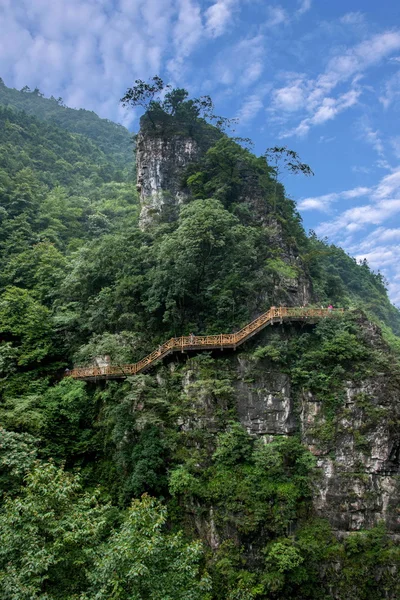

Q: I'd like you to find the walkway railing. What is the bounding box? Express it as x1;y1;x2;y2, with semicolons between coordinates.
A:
69;307;343;380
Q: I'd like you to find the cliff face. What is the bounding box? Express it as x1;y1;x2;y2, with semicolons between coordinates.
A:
156;318;400;537
135;121;400;534
136;125;313;307
302;378;400;532
136;131;202;228
234;325;400;534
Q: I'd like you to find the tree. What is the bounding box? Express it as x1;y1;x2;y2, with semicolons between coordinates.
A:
121;76;236;134
0;461;110;600
0;286;53;365
187;137;271;210
145;198;257;330
86;494;210;600
0;427;38;499
120;75;166;113
264;146;314;212
1;241;67;304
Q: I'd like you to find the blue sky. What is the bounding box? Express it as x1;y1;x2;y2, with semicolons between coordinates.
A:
1;0;400;304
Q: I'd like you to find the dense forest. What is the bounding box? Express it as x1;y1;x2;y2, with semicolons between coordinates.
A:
0;81;400;599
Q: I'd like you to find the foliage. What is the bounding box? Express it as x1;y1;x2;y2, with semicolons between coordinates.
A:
85;494;210;600
170;429;316;540
1;79;400;600
0;458;210;600
146;198;260;331
0;461;110;600
121;75;236;137
0;286;53;365
0;427;38;498
305;232;400;334
0;78;132;169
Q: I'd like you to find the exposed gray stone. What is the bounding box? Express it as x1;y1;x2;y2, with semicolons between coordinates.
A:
300;378;400;532
136;130;201;228
234;358;296;435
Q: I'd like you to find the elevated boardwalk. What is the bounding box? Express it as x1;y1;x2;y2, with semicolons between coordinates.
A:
69;307;343;381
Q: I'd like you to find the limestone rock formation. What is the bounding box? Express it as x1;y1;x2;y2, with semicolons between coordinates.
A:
161;319;400;536
300;376;400;532
136;130;201;228
135;122;313;306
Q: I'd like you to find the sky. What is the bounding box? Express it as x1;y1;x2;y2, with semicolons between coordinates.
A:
1;0;400;304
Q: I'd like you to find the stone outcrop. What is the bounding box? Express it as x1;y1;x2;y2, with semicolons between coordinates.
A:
300;377;400;532
235;357;296;435
135;125;313;306
164;322;400;535
136;130;201;228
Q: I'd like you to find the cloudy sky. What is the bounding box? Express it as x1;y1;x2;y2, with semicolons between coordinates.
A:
2;0;400;303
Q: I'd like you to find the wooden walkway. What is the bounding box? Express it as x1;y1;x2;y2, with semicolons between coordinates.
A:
69;307;342;381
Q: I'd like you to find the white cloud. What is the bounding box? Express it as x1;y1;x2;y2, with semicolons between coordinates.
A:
167;0;204;78
380;71;400;109
0;0;251;124
359;227;400;247
0;0;183;124
317;199;400;238
353;238;400;304
376;158;392;170
313;167;400;242
213;35;266;88
304;168;400;302
357;119;385;156
265;6;288;28
282;88;361;137
373;168;400;199
340;12;365;25
311;89;360;124
298;186;370;212
298;193;338;212
236;94;264;123
323;30;400;86
296;0;312;17
273;30;400;137
205;0;237;37
271;77;305;112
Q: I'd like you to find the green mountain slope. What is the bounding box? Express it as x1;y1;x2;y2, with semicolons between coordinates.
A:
0;78;132;168
0;84;399;600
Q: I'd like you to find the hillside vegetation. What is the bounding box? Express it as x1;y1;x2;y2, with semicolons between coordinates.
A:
0;82;399;599
0;78;132;168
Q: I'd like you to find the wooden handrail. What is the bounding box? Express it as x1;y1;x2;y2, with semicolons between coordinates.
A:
68;307;344;380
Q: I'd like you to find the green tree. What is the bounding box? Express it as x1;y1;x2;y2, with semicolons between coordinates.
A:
146;199;258;331
264;146;314;212
86;494;210;600
0;427;38;499
0;286;53;365
121;76;235;135
0;462;109;600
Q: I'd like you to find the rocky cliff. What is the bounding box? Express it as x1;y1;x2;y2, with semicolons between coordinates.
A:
153;316;400;538
134;113;400;540
136;130;202;228
237;322;399;534
135;122;313;307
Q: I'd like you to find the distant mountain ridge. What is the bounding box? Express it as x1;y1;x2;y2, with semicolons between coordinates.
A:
0;78;133;169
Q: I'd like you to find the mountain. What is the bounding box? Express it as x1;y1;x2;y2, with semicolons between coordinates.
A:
0;82;399;600
0;78;133;168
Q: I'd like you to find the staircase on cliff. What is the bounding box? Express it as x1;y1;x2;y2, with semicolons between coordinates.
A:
69;307;343;381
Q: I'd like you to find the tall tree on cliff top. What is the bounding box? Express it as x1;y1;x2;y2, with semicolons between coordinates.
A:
121;75;237;134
